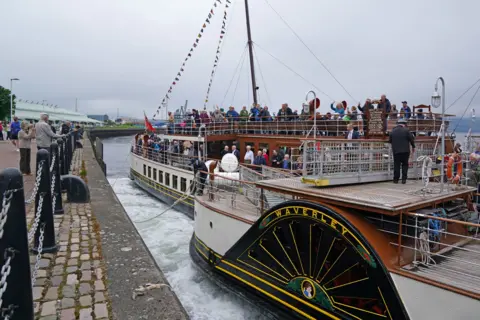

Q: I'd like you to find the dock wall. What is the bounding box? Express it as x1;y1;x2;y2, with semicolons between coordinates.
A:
84;137;189;319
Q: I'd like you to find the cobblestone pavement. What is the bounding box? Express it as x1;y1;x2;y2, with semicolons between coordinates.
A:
26;145;112;319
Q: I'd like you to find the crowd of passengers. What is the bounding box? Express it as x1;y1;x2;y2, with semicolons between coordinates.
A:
133;133;302;172
166;94;440;135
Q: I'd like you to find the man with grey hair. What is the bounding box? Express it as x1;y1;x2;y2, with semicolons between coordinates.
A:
35;113;64;150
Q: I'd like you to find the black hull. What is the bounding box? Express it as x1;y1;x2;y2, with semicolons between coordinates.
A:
189;234;289;320
131;170;194;220
191;201;410;320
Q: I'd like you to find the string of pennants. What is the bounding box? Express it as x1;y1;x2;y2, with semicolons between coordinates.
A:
203;0;231;109
153;0;229;119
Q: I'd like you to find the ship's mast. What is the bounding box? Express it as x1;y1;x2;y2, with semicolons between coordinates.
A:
244;0;258;106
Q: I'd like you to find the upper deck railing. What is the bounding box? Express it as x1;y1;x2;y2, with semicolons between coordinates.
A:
152;112;451;138
291;138;473;188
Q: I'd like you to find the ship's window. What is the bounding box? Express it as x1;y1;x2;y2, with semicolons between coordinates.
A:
153;168;157;181
173;175;178;190
181;178;187;192
143;164;146;176
158;170;163;184
165;173;170;186
147;166;151;178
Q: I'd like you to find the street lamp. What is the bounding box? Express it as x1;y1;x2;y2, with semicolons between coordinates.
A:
431;77;445;192
10;78;20;123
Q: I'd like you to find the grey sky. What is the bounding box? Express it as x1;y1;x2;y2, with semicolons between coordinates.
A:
1;0;479;119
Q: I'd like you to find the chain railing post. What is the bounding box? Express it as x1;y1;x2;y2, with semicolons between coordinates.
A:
50;141;64;215
63;135;70;174
58;138;67;176
0;168;35;320
32;149;58;254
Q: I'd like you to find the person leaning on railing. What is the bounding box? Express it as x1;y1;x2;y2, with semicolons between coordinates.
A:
35;113;65;151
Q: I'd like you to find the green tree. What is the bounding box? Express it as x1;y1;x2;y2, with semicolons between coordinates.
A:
0;86;16;121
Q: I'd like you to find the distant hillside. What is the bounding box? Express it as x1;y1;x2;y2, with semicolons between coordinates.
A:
448;117;476;133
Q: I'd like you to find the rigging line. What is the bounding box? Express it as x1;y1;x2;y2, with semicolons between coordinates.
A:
254;42;334;101
247;60;250;106
253;45;272;107
204;0;238;109
452;82;480;134
262;0;356;102
220;44;248;107
445;77;480;112
232;50;248;104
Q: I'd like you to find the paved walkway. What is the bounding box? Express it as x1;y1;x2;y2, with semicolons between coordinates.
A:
1;141;112;319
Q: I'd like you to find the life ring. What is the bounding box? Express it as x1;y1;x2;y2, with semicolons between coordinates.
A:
446;155;462;183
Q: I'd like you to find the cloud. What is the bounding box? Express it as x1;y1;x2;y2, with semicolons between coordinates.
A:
1;0;479;119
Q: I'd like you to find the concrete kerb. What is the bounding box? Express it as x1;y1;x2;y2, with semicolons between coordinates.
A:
83;137;190;319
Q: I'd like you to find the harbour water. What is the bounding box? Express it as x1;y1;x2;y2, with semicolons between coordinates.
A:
102;136;263;320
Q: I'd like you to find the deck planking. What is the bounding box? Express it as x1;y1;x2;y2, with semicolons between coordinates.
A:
256;178;476;215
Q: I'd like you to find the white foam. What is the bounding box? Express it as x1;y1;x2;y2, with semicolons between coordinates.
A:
108;177;262;319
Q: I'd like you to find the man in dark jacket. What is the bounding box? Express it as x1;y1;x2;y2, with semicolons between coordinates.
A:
253;150;266;171
192;159;208;195
61;121;71;135
389;119;415;184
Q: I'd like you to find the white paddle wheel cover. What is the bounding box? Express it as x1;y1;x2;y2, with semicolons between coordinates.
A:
221;153;238;172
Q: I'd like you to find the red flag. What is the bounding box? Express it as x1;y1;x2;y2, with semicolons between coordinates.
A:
144;111;154;132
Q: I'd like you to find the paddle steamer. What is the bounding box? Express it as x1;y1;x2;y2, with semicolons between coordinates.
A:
128;0;480;318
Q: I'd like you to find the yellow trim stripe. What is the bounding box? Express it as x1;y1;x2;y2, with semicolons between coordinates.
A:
273;229;300;275
318;247;346;284
216;266;318;320
316;238;336;280
290;223;306;275
132;169;188;197
378;287;392;320
247;253;291;282
332;305;362;320
194;243;209;261
324;262;359;288
331;298;387;318
262;207;370;255
260;243;294;278
238;259;289;284
132;171;194;207
221;260;340;319
195;235;222;259
325;277;369;291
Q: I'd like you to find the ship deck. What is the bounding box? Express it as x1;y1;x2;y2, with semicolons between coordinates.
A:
196;192;261;224
405;239;480;296
256;178;476;215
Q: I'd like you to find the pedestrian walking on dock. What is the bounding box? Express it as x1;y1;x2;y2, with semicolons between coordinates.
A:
18;121;35;175
10;116;21;151
389;119;415;184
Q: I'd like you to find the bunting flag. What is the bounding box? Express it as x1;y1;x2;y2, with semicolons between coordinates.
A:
152;0;220;120
203;2;231;109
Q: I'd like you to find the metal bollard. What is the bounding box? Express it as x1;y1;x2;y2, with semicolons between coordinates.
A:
0;168;35;320
32;149;58;254
63;136;69;175
50;142;64;215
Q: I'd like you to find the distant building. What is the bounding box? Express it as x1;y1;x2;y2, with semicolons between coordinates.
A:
87;114;109;122
14;100;102;125
116;117;142;125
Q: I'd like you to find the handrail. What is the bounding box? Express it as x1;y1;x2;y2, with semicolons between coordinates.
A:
405;211;480;229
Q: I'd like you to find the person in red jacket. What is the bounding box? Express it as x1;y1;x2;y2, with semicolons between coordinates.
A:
262;148;269;164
